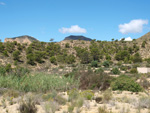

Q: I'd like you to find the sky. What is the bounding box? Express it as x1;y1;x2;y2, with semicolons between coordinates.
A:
0;0;150;42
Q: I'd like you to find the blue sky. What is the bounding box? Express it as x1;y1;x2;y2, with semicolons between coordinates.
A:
0;0;150;42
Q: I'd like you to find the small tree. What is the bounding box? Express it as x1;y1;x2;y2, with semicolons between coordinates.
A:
103;61;110;68
50;56;57;64
13;50;21;61
132;53;142;63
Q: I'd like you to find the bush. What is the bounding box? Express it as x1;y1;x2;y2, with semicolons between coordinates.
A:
80;90;94;100
5;64;11;72
111;68;120;74
50;56;57;65
132;53;142;63
103;89;112;103
3;50;8;57
0;66;6;76
65;43;70;48
111;75;143;92
74;69;113;90
103;61;110;68
13;50;21;61
91;60;98;67
12;67;30;77
98;106;111;113
26;54;36;65
95;68;104;73
19;95;37;113
130;68;138;74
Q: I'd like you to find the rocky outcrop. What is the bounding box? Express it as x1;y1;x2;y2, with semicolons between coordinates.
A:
4;35;38;44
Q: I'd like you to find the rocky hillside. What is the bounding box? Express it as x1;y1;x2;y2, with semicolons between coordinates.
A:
4;35;38;44
64;35;92;41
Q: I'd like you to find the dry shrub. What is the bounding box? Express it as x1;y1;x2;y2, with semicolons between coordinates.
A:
102;89;112;103
139;76;150;89
19;95;37;113
74;69;113;90
98;106;112;113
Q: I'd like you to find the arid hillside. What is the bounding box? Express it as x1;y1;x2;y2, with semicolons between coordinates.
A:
4;35;38;44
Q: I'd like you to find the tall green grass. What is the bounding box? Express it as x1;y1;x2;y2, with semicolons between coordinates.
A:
0;73;79;92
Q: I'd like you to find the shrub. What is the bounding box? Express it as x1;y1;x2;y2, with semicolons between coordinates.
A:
132;53;142;63
67;89;80;102
5;64;11;72
12;67;30;77
80;90;94;100
138;96;150;109
103;61;110;68
0;66;6;76
115;50;130;61
95;68;104;73
102;89;112;103
44;101;59;113
139;76;150;89
75;69;113;90
3;50;8;57
130;68;138;74
91;60;98;67
111;75;143;92
13;50;21;61
106;54;111;60
65;55;75;64
112;68;120;74
65;43;70;48
26;54;36;65
98;106;111;113
50;56;57;65
19;96;37;113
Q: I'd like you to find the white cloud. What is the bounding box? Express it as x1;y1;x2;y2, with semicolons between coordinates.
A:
59;25;87;34
0;2;5;5
120;37;133;41
124;37;132;41
119;19;148;34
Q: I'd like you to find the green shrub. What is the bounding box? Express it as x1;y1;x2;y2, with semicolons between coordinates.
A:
50;56;57;65
103;61;110;68
91;60;98;67
3;50;8;57
12;50;21;61
0;66;6;76
5;64;11;72
111;75;143;92
95;68;104;73
65;43;70;48
67;89;80;102
112;68;120;74
132;53;142;63
80;90;94;100
115;50;130;61
26;54;36;65
12;67;30;77
130;68;138;74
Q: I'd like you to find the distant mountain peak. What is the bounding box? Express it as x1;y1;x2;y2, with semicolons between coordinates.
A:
64;35;92;41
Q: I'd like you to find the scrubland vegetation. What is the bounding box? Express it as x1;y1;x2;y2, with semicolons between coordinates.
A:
0;37;150;112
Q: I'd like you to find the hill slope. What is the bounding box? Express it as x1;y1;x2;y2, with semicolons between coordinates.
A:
4;35;38;44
